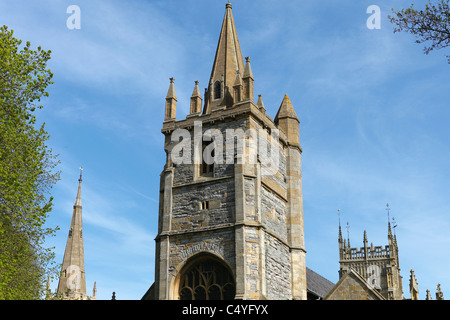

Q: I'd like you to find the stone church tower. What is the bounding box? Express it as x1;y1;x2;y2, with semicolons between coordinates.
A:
51;170;96;300
336;218;403;300
146;2;307;300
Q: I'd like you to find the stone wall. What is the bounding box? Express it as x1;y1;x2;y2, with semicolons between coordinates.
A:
265;233;292;299
171;179;235;231
261;186;287;243
169;228;236;274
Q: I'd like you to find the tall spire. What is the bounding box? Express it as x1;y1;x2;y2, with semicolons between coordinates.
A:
206;2;245;112
75;167;82;207
57;169;87;299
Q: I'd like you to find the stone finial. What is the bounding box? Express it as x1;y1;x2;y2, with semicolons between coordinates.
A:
409;269;419;300
256;94;266;112
190;80;202;115
436;284;444;300
426;289;432;300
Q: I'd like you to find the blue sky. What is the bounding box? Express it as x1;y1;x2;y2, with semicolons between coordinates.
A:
1;0;449;300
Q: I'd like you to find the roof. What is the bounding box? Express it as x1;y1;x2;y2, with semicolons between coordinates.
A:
306;267;335;299
323;269;386;300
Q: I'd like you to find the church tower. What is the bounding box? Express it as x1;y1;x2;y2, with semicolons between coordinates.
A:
146;2;306;300
337;206;403;300
55;169;96;300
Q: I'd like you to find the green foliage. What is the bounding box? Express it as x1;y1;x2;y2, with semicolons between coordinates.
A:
389;0;450;63
0;25;60;299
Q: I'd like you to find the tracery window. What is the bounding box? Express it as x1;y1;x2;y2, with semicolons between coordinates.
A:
178;257;235;300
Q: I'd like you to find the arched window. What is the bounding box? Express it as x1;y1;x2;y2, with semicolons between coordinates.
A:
214;81;221;100
178;255;235;300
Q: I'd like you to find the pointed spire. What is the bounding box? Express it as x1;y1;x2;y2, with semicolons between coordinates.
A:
346;222;351;248
57;171;87;299
206;1;245;112
165;77;177;121
386;203;393;235
75;167;82;207
338;208;343;243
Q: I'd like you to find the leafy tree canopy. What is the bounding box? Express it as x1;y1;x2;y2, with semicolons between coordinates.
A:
0;25;60;300
389;0;450;63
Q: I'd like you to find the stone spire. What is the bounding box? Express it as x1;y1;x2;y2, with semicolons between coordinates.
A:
56;169;87;299
274;94;300;146
205;1;245;112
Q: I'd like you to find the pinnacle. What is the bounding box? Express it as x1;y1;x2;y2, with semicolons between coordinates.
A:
166;77;177;100
275;94;299;122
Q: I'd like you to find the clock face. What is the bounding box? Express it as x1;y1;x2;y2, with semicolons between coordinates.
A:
367;265;381;289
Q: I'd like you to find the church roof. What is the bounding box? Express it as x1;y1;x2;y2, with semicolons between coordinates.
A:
324;269;386;300
306;267;335;299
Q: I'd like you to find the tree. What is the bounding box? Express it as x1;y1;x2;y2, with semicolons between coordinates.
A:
0;25;60;299
389;0;450;63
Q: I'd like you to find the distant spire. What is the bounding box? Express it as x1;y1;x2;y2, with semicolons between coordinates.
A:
337;208;342;228
75;167;83;207
346;222;350;248
338;209;343;242
386;203;391;225
57;170;87;299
